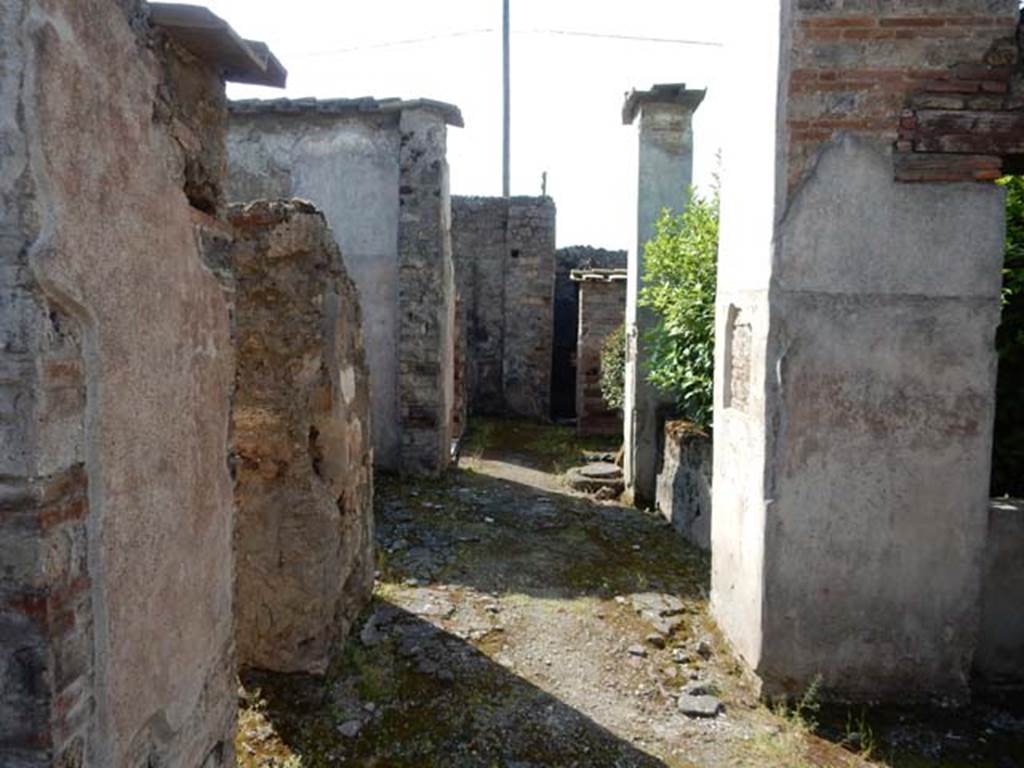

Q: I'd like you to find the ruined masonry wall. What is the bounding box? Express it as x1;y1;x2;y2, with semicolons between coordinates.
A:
226;113;403;470
398;109;456;475
712;0;1017;702
229;200;374;675
788;2;1019;189
504;200;557;419
227;107;456;477
655;423;712;551
1;1;236;765
452;196;556;420
575;279;627;436
452;197;507;417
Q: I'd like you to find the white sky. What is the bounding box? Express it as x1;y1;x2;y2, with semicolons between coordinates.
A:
201;0;727;250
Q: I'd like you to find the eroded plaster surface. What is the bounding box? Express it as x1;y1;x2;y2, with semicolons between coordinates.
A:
711;0;1015;700
1;1;238;764
228;114;402;469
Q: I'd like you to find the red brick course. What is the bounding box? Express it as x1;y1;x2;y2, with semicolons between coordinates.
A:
787;2;1021;189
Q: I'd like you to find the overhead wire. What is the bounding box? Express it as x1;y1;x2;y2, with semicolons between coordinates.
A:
283;27;722;58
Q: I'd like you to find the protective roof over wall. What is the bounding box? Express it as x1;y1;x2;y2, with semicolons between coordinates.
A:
622;83;706;125
149;3;287;87
229;97;465;128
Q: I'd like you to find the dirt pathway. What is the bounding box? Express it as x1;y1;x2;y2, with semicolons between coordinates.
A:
237;420;1023;768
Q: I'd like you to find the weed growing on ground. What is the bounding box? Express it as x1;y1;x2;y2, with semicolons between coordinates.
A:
843;708;877;760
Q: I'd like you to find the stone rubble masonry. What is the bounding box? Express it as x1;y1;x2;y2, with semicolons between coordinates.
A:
711;0;1017;703
452;197;507;418
397;108;458;475
572;270;627;436
655;422;712;551
0;0;264;765
226;99;461;476
228;200;374;675
451;196;557;421
552;247;627;421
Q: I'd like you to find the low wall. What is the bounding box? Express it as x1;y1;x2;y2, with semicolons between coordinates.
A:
229;201;374;675
975;498;1024;691
656;422;713;550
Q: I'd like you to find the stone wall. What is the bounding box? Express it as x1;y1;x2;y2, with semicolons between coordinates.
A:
0;2;246;764
975;498;1024;691
655;422;712;550
452;197;507;416
227;99;460;475
397;109;457;474
552;247;626;421
229;201;373;675
573;271;627;436
711;0;1019;701
451;196;556;420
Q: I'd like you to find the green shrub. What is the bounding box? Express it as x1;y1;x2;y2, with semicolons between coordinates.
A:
993;176;1024;496
599;323;626;412
639;191;719;429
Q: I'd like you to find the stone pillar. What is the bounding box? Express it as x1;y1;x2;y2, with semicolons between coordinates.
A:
398;108;456;475
229;201;374;675
711;0;1017;702
622;85;705;507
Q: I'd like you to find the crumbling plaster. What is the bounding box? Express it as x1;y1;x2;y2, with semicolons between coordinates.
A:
711;0;1014;701
228;113;402;470
228;102;459;476
1;1;239;764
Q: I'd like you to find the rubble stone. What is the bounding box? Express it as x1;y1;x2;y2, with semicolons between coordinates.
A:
452;196;557;420
229;200;374;675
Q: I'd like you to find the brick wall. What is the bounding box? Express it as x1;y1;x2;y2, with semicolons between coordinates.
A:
552;247;627;421
788;0;1020;190
0;428;91;768
574;275;627;436
452;196;556;421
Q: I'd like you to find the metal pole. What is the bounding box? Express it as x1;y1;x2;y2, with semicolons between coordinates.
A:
502;0;511;197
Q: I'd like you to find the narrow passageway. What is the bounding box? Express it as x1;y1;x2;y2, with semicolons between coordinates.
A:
237;421;1023;768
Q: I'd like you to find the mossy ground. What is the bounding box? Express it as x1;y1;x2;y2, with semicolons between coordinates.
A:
237;418;1023;767
460;417;620;474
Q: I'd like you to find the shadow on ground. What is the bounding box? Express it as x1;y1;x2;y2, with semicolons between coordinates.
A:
239;601;672;768
237;418;1024;768
375;466;710;603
